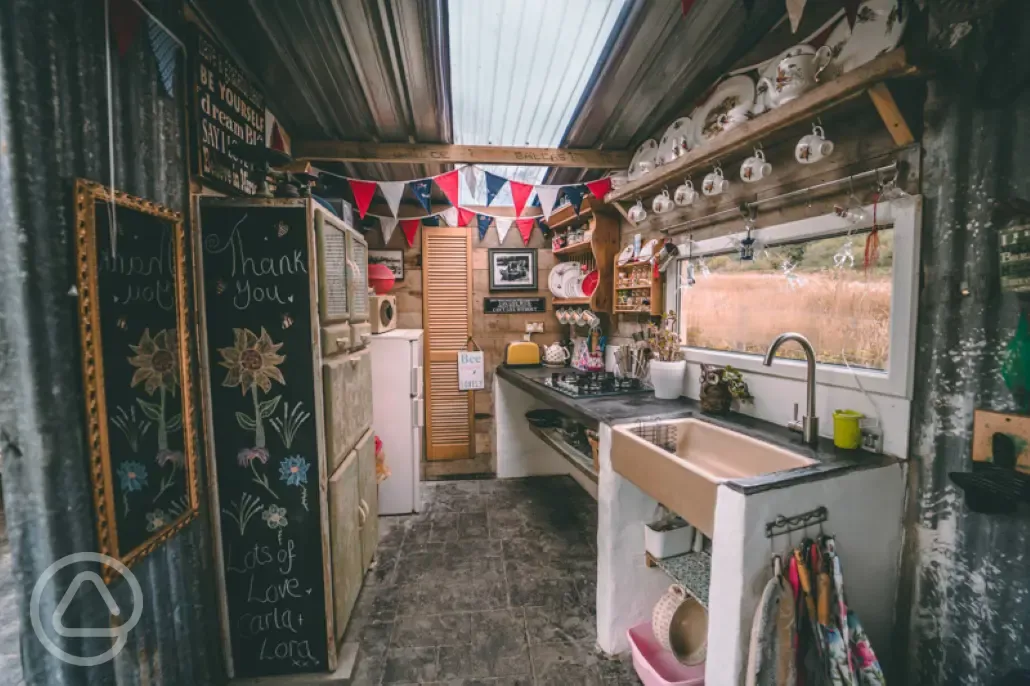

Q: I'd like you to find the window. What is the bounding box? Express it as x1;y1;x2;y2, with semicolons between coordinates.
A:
678;229;894;371
667;199;921;399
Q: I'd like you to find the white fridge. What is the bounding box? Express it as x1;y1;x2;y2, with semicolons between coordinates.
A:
369;329;424;514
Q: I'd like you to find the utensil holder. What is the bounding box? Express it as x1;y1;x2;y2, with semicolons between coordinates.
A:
650;360;686;400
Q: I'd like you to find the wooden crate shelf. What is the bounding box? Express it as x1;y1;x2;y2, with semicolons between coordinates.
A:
553;297;592;306
549;208;619;313
552;240;594;256
614;256;663;316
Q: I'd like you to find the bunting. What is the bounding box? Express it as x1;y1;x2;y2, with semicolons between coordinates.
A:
410;179;433;212
563;185;586;215
146;17;177;98
422;216;440;227
477;214;492;241
536;186;562;220
485;172;507;207
401;219;420;248
435;170;461;207
379;181;406;217
516;218;535;246
585;177;612;201
380;216;399;245
680;0;698;17
509;181;534;218
786;0;808;32
440;206;459;227
111;0;143;57
457;207;476;227
349;179;379;219
462;166;481;203
842;0;860;28
495;217;514;244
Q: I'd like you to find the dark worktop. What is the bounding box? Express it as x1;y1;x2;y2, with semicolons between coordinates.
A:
496;364;901;495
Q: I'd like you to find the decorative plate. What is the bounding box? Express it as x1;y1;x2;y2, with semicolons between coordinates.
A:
628;139;659;181
753;45;818;115
691;75;756;145
820;0;907;80
549;262;579;298
656;117;694;166
581;270;599;297
617;244;635;265
562;269;584;299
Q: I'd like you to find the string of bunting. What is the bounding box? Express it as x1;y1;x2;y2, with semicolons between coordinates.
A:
321;165;613;248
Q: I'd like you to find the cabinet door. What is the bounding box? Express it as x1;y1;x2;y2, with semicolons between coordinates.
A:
328;451;362;645
356;429;378;570
322;349;372;474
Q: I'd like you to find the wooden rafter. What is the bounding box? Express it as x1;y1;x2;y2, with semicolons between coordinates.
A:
292;140;632;168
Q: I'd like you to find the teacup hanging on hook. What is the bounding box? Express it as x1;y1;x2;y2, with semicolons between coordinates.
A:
652;188;675;214
627;199;647;223
703;166;729;197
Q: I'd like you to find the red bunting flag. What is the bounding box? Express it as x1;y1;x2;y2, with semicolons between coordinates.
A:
435;170;461;207
516;218;536;246
509;181;534;218
111;0;143;57
585;177;613;200
681;0;697;17
457;207;476;227
349;179;378;219
401;219;420;248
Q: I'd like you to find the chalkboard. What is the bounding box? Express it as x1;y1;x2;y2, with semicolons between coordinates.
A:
484;297;547;314
74;179;199;579
200;201;328;677
192;27;266;195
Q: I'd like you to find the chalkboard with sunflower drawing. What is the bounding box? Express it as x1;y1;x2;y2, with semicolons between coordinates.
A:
74;179;200;578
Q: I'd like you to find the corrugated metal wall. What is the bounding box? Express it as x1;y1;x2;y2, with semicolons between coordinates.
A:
0;0;224;684
897;1;1030;683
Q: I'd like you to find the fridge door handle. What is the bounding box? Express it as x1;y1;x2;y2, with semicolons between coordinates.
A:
413;398;424;428
412;366;423;397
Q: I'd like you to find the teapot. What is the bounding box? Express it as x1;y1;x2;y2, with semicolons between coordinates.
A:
542;342;570;366
757;45;833;110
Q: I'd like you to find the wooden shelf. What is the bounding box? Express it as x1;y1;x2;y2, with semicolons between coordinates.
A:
645;551;712;608
616;285;652;290
614;308;652;314
614;251;663;316
549;207;619;313
552;240;594;256
527;424;598;484
553;297;592;306
549;196;601;229
604;48;921;204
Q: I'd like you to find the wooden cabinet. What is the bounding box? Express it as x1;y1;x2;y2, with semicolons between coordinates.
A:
329;451;362;645
322;348;372;475
356;429;378;570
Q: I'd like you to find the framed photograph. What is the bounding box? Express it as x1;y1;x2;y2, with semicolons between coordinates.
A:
488;248;538;292
369;249;404;280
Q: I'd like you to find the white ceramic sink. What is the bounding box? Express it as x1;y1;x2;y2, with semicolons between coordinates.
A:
611;418;815;537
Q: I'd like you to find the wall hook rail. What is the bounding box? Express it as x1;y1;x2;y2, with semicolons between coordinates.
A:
764;505;828;539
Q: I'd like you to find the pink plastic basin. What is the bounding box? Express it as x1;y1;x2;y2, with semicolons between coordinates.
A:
627;622;705;686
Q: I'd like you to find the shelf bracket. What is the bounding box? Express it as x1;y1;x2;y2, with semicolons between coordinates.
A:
867;83;915;146
610;200;638;227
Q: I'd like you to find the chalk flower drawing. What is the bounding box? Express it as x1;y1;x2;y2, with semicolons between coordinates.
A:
116;461;148;516
146;509;168;532
222;493;263;536
269;401;311;450
167;494;190;519
128;328;184;503
111;405;152;452
262;504;289;544
279;455;311;511
219;327;286;500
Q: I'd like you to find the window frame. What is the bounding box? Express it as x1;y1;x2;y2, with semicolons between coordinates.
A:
666;196;922;399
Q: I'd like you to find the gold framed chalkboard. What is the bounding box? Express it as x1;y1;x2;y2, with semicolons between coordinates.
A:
75;179;200;579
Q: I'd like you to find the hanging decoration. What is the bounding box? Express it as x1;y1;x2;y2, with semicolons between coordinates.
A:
786;0;808;32
348;179;379;219
379;216;399;245
440;206;459;227
462;166;481;203
681;0;698;17
563;185;586;215
457;207;476;227
495;218;514;244
477;214;492;241
485;171;508;207
435;169;461;207
422;216;440;227
509;181;534;218
516;218;536;246
379;181;405;217
585;177;613;201
842;0;861;28
536;186;561;220
400;219;420;248
146;17;177;98
410;179;433;212
111;0;143;57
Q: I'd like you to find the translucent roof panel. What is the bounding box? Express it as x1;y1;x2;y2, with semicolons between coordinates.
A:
449;0;626;204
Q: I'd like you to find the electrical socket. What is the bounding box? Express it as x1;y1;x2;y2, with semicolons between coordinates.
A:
526;322;544;333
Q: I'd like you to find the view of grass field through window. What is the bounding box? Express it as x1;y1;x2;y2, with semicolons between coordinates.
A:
678;229;894;370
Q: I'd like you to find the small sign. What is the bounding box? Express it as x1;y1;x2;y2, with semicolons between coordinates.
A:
484;297;547;314
458;350;485;391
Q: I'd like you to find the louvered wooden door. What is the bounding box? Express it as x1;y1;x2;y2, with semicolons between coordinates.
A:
422;227;473;461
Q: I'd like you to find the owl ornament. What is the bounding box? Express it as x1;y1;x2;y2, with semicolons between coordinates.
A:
699;363;733;415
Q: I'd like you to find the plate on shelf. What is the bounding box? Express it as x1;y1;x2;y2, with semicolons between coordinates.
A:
820;0;907;80
628;139;659;181
549;262;579;298
617;244;635;265
562;269;584;299
656;117;694;166
691;75;756;145
581;270;599;297
638;239;659;262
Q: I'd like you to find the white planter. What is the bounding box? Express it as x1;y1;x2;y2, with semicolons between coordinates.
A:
650;359;686;400
644;521;696;559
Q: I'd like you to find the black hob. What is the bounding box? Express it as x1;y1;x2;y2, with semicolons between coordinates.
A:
539;370;647;398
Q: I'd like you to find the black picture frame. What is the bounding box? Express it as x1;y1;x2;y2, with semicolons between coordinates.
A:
488;248;538;292
369;249;404;280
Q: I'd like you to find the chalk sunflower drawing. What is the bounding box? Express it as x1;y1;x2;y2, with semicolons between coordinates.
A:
219;327;285;500
278;456;311;511
116;461;148;516
262;504;289;544
129;328;184;503
145;509;168;533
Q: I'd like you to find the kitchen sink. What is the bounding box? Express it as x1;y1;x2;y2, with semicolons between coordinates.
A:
611;418;816;537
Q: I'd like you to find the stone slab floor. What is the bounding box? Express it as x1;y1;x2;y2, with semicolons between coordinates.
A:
344;477;643;686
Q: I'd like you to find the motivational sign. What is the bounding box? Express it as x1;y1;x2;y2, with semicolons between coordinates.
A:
458;350;485;391
483;297;547;314
200;202;327;677
193;28;266;195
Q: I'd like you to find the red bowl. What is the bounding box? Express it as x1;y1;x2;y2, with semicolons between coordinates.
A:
368;263;396;294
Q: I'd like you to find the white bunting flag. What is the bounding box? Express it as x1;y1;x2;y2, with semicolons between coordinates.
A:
535;186;561;220
495;217;514;244
440;206;459;227
462;165;481;204
379;181;406;217
786;0;807;32
380;216;398;244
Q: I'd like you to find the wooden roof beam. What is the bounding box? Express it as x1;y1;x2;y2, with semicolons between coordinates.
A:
291;140;632;168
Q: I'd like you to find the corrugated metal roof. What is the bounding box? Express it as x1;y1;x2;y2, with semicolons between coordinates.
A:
449;0;627;195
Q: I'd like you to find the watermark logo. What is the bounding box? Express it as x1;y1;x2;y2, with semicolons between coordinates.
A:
29;552;143;666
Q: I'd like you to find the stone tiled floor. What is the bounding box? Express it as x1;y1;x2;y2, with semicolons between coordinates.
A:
345;477;642;685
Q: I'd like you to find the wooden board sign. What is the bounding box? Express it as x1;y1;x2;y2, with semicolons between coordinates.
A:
484;297;547;314
74;180;200;579
199;201;328;677
192;28;266;195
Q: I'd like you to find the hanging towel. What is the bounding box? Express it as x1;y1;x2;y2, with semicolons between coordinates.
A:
746;569;797;686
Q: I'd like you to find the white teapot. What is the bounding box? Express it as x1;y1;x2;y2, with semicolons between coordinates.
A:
542;342;570;366
757;45;833;110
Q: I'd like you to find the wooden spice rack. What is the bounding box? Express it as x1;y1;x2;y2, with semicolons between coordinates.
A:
550;202;619;312
614;257;663;316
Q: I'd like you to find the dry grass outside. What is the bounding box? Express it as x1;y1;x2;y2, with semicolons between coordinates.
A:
680;270;892;369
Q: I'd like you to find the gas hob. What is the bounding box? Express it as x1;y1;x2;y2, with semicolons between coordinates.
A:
539;371;648;398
